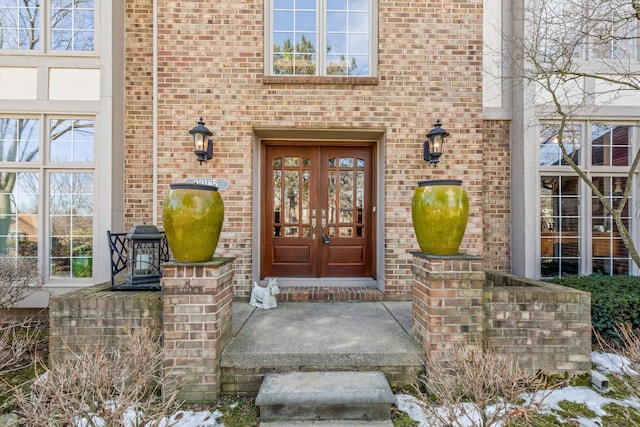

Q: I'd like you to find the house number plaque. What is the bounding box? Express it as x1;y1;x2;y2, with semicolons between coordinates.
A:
183;178;229;190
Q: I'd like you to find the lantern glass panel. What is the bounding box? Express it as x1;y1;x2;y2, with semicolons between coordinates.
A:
135;242;160;276
126;239;161;285
432;135;443;153
194;133;205;151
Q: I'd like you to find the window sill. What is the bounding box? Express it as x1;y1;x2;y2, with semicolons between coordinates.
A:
263;75;379;85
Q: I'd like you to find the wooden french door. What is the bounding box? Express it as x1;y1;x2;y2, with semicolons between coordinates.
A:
262;143;375;278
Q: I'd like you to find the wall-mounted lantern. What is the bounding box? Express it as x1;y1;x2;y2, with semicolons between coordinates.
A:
423;119;450;166
189;117;214;164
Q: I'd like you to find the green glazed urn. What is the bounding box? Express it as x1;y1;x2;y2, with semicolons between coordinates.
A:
162;183;224;262
411;179;469;256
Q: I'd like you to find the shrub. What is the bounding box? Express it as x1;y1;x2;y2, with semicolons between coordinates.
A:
547;274;640;343
0;320;48;413
411;344;552;427
0;257;43;308
14;327;182;427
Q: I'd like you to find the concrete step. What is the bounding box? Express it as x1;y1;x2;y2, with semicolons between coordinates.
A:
255;371;395;423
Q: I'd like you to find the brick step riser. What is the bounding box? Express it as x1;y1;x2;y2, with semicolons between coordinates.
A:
275;287;384;302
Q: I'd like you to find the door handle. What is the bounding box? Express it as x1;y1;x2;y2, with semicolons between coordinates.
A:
312;218;316;240
321;218;330;244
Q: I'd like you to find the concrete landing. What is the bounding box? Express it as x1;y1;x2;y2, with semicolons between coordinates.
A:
224;301;421;369
221;301;424;395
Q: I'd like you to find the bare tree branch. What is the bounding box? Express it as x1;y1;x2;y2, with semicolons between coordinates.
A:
504;0;640;270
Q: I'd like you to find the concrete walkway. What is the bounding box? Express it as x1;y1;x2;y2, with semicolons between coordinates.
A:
223;301;423;370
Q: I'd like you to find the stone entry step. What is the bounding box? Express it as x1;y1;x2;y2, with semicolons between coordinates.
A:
255;371;395;424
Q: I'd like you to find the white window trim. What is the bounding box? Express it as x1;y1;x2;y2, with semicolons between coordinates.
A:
264;0;377;77
537;120;639;277
0;0;99;56
0;114;98;285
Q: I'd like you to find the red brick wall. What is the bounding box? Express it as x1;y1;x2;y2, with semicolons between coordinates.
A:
482;120;511;271
124;0;156;226
124;1;487;298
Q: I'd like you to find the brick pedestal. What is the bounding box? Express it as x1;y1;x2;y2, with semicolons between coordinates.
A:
412;253;485;360
162;257;234;403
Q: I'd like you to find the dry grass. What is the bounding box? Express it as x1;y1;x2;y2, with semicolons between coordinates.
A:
595;324;640;400
411;345;552;427
14;327;182;427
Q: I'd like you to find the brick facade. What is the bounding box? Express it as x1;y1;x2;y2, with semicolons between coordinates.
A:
124;0;492;298
162;258;235;402
412;253;486;358
48;283;162;361
49;258;235;403
482;120;511;271
411;254;591;375
484;271;591;374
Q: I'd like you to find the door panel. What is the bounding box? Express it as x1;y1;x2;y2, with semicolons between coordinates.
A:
264;146;317;277
262;144;374;278
319;147;372;277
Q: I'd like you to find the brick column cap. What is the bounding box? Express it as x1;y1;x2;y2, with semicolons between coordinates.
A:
411;252;482;261
163;257;235;267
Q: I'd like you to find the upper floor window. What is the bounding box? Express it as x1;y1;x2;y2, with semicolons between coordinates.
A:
532;1;640;62
0;0;94;52
267;0;374;76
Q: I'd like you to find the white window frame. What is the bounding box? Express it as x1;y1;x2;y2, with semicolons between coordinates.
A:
264;0;377;77
538;120;639;277
0;0;98;54
0;114;97;285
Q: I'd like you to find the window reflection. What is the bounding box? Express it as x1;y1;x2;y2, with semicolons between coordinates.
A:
50;119;94;163
49;172;94;278
50;0;95;51
0;118;39;162
540;175;581;277
0;0;40;49
327;156;365;237
591;177;630;275
272;156;311;238
538;120;638;277
591;124;630;166
0;172;39;260
271;0;371;76
539;124;582;166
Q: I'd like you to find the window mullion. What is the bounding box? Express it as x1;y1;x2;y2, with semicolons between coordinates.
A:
317;0;325;76
581;174;592;275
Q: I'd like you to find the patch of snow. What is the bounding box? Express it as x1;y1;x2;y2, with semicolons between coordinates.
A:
592;351;638;375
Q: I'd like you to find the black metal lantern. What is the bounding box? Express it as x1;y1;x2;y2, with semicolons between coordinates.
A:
120;224;163;290
189;117;213;164
423;119;450;166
